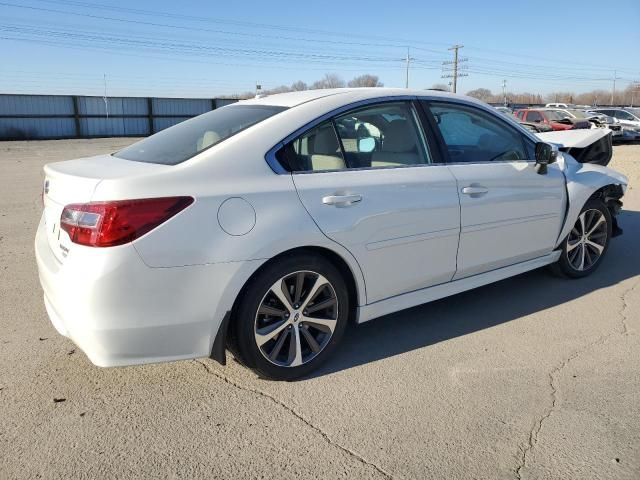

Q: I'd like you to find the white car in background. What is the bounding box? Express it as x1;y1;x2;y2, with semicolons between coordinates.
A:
36;88;628;380
591;108;640;141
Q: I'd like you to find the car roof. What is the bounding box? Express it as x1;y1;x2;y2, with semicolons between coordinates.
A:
236;87;475;108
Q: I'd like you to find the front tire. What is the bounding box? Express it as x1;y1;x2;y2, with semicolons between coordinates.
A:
233;253;349;380
553;198;612;278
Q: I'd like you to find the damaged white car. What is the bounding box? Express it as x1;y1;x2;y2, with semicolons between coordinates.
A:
36;89;628;380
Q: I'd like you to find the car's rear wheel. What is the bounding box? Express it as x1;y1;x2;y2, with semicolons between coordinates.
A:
233;253;349;380
553;198;612;278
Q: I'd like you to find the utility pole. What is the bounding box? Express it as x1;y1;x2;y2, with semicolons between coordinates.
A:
441;44;467;93
611;70;621;105
403;47;414;88
502;79;507;106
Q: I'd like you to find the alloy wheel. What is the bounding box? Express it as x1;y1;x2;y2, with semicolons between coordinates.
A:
254;271;338;367
566;209;608;271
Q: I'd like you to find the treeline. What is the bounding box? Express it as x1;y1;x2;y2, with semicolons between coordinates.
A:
229;73;638;107
232;73;383;99
464;84;639;106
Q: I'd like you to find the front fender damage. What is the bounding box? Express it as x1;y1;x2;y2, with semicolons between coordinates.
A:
556;158;628;247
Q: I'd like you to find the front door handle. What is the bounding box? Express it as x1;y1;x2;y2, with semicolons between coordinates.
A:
322;194;363;206
461;185;489;197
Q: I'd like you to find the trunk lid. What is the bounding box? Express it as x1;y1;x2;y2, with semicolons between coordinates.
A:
42;154;169;263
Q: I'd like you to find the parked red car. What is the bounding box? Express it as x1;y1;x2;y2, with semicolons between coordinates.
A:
514;109;591;131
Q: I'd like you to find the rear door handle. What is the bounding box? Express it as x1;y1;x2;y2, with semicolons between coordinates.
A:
461;185;489;197
322;194;362;206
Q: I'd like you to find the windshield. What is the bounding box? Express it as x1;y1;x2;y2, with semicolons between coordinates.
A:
566;109;589;119
544;110;571;121
114;104;287;165
624;108;640;119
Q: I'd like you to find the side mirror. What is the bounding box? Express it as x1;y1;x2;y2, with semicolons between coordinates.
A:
358;137;376;153
534;142;555;174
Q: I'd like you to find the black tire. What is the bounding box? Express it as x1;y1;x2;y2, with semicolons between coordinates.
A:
552;198;612;278
232;252;349;380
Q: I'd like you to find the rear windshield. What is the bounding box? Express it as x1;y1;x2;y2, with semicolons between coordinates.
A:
114;104;287;165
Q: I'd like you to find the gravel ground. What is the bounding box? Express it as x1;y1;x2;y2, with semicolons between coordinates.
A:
1;139;639;479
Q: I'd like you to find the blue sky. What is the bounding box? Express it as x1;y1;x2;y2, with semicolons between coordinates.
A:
0;0;638;98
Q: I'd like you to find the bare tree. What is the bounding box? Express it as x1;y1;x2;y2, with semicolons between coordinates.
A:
348;74;383;88
290;80;308;91
430;83;450;91
312;73;346;89
466;88;493;102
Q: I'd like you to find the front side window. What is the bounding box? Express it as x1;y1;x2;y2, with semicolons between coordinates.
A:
115;105;287;165
427;102;527;163
526;111;543;122
283;101;431;172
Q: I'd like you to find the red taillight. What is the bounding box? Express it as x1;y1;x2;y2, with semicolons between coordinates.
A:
60;197;194;247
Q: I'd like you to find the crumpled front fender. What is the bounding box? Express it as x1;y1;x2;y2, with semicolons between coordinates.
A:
555;155;628;247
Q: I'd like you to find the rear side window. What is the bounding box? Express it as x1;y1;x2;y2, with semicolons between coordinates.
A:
282;101;431;172
427;102;527;163
115;105;287;165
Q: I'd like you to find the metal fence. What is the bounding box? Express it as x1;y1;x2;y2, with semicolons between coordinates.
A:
0;94;238;140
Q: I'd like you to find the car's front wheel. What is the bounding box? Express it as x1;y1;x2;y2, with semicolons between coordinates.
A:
232;253;349;380
553;198;612;278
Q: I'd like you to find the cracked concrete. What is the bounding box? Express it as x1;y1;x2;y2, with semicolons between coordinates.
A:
193;359;395;479
517;275;640;479
1;140;639;479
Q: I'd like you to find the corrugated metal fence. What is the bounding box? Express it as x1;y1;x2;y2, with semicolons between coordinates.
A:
0;94;238;140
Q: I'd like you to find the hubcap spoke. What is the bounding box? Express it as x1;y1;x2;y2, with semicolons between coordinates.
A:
300;326;321;353
567;239;581;252
305;296;337;315
585;239;604;255
258;304;287;317
269;279;294;312
268;329;290;361
302;316;337;333
579;243;586;270
300;274;329;310
586;214;605;236
288;326;303;367
255;320;288;347
293;272;305;305
578;212;587;236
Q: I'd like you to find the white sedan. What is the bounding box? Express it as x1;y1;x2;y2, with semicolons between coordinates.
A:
36;88;628;380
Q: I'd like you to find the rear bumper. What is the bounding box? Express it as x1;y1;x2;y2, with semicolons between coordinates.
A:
35;214;251;367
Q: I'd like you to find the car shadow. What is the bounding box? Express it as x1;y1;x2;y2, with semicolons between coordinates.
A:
310;208;640;378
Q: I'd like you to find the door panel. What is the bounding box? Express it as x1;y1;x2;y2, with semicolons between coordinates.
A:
293;167;460;303
448;161;566;279
424;100;567;279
